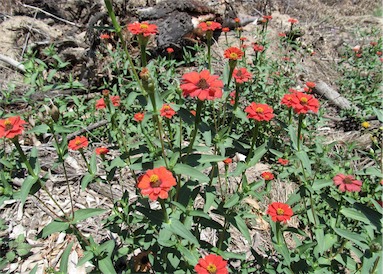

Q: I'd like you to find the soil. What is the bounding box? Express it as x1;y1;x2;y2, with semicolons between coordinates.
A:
0;0;381;273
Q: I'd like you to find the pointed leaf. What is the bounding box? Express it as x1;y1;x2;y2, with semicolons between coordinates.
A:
59;242;74;273
173;164;209;182
168;219;199;246
20;176;39;204
72;208;107;224
40;220;69;238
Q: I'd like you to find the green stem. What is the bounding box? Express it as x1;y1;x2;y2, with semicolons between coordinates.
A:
186;100;203;156
217;216;228;250
159;199;169;223
335;195;344;228
227;60;237;87
246;122;260;162
207;37;212;72
297;114;304;151
227;84;241;133
140;42;147;67
79;150;91;173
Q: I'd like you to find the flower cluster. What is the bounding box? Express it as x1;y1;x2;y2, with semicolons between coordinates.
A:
95;96;121;109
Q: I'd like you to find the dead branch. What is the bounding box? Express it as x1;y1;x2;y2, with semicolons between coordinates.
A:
314;80;357;111
67;120;108;140
0;53;26;73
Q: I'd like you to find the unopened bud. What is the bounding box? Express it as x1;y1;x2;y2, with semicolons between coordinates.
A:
140;67;150;81
50;104;60;122
102;89;110;97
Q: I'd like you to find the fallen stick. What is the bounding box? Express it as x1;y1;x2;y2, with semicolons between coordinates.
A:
67;120;108;140
314;80;356;111
0;53;26;73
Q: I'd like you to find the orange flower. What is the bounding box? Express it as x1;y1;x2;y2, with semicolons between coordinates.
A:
166;47;174;54
239;37;247;41
100;33;110;39
195;254;228;274
333;174;362;193
290;92;319;114
277;158;289;166
180;70;223;101
261;172;274;180
253;44;264;52
160;104;176;119
198;21;222;32
245;102;274;122
127;21;158;37
224;47;244;60
0;116;27;139
234;18;240;23
281;93;294;108
233;67;252;84
267;202;293;222
305;81;316;89
134;112;145;122
190;110;196;116
95;96;120;109
377;51;382;56
223;158;232;165
95;147;109;155
68;136;88;150
137;167;177;201
222;27;230;33
288;18;299;24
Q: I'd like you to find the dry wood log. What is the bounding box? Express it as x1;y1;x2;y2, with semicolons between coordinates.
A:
314;80;356;111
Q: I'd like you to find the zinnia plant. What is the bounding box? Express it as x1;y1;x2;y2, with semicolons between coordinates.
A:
194;254;228;274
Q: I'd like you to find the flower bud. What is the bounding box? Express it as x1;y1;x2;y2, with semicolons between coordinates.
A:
50;104;60;122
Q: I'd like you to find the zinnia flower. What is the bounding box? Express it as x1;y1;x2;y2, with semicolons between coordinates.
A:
166;47;174;54
333;174;362;192
288;18;299;24
263;15;273;21
223;158;232;165
198;21;222;32
224;47;244;60
234;18;240;23
277;158;289;166
0;116;27;139
245;102;274;121
160;104;176;119
100;33;110;39
290;92;319;114
253;44;264;52
134;112;145;122
127;21;158;37
267;202;293;222
233;68;252;84
95;96;120;109
261;172;274;180
222;27;230;33
180;70;223;101
195;254;228;274
68;136;88;150
137;166;177;201
95;147;109;155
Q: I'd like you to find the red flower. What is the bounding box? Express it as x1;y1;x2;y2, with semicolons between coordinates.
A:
96;147;109;155
263;15;273;21
233;67;252;84
190;110;196;116
370;41;377;46
288;18;299;24
267;202;293;222
68;136;88;150
277;158;289;166
95;96;120;109
253;44;264;52
290;92;320;114
195;254;228;274
229;91;236;105
134;112;145;122
377;51;382;56
333;174;362;192
100;33;110;39
245;102;274;122
234;18;240;23
223;158;232;165
0;116;27;139
222;27;230;33
305;81;316;89
160;104;176;119
224;47;244;60
180;70;223;101
127;21;158;37
278;32;286;37
137;166;177;201
261;172;274;180
240;37;247;41
198;21;222;32
281;93;294;108
166;47;174;54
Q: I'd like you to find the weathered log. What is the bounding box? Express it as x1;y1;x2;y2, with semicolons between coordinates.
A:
314;80;355;111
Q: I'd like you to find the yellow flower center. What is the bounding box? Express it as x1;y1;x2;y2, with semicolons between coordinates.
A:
255;107;264;113
206;263;217;274
150;174;161;187
206;21;212;26
229;53;238;59
163;106;171;111
276;208;285;215
140;24;149;29
197;79;209;89
4;119;12;130
75;140;82;146
300;97;308;104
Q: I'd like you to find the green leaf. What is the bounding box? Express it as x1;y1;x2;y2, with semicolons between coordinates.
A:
173;164;209;182
247;143;267;166
188;210;211;219
340;208;371;225
176;244;199;266
333;227;369;250
314;229;337;255
224;193;240;208
158;227;175;247
233;215;251;244
106;157;127;171
89;153;97;174
20;176;39;205
77;251;94;266
295;150;312;175
312;179;333;191
288;125;298;150
72;208;107;224
59;242;74;273
81;173;95;190
16;243;32;256
98;257;117;274
29;265;38;274
198;155;227;164
27;124;49;134
167;219;199;246
40;220;69;238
